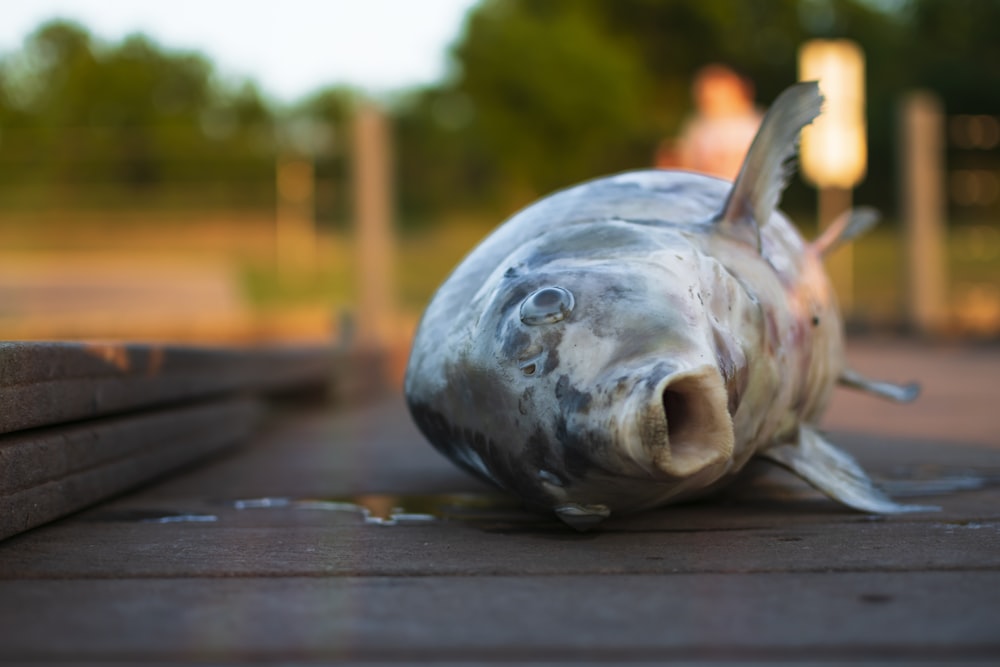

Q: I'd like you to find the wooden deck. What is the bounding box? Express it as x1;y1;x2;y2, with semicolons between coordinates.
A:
1;339;998;663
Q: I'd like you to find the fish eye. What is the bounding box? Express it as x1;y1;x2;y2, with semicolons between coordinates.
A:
520;286;575;325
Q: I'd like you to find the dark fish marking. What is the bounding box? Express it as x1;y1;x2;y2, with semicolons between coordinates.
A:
554;417;587;477
553;413;615;480
561;429;594;477
549;375;607;479
408;402;496;486
499;319;530;359
523;428;571;489
555;375;593;416
584;282;644;338
519;387;534;415
411;400;557;511
499;281;538;317
713;328;748;416
542;346;560;374
643;361;674;393
484;436;557;511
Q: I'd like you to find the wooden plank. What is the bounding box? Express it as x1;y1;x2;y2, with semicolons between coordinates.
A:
1;508;998;579
823;340;1000;447
0;342;335;435
0;397;261;541
0;573;997;662
1;398;997;578
111;392;1000;504
0;341;996;663
0;397;260;496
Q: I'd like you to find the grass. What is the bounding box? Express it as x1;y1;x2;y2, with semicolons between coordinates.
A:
238;217;496;314
2;212;997;339
244;218;1000;328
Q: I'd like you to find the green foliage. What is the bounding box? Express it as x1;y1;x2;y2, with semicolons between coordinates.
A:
901;0;1000;112
2;2;1000;225
0;20;276;210
406;0;1000;221
288;86;357;229
454;0;655;198
393;86;502;223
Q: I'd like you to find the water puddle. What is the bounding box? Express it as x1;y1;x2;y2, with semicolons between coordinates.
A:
231;493;527;526
934;520;1000;533
86;494;534;528
879;476;987;497
86;509;220;524
879;464;1000;497
141;513;219;524
91;466;999;530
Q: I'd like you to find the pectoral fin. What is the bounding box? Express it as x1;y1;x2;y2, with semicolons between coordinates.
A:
760;425;937;514
813;207;881;257
839;367;920;403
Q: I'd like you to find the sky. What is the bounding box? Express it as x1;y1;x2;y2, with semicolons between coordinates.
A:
0;0;481;102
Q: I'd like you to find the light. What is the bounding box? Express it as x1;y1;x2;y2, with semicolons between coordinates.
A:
798;39;867;188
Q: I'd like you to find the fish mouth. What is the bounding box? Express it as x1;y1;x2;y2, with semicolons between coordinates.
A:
639;365;735;478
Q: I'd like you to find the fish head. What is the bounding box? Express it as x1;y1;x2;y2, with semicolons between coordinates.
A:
408;223;746;530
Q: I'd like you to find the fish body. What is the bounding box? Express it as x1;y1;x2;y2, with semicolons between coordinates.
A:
404;83;926;529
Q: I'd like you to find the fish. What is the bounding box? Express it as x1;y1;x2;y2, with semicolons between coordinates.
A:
404;81;931;530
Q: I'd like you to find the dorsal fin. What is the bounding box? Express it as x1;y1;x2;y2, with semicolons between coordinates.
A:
813;207;880;257
716;81;823;251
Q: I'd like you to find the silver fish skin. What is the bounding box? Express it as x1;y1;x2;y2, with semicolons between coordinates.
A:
404;82;929;530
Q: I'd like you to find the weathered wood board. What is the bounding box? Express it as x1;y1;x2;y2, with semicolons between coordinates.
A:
0;342;334;435
0;340;998;663
0;397;260;541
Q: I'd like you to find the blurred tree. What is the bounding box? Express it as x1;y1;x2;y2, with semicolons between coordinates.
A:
900;0;1000;113
289;86;357;228
2;2;1000;224
423;0;1000;221
452;0;655;205
0;20;276;211
394;86;502;225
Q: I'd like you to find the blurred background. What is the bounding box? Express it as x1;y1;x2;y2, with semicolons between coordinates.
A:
0;0;998;358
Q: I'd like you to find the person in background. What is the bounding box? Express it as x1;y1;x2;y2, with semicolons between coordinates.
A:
656;64;764;182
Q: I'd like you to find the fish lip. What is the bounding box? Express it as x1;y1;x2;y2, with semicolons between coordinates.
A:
634;364;735;479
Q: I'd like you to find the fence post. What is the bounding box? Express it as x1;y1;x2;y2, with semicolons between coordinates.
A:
818;186;854;315
275;155;316;280
900;91;948;335
352;102;396;349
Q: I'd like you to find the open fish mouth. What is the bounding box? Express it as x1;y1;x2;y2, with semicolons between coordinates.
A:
639;365;735;478
551;364;736;531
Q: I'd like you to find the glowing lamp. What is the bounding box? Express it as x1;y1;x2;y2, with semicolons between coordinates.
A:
798;40;867;189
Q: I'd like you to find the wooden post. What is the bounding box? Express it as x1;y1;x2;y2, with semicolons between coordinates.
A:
352;103;396;349
900;91;948;335
818;186;854;315
275;155;316;280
